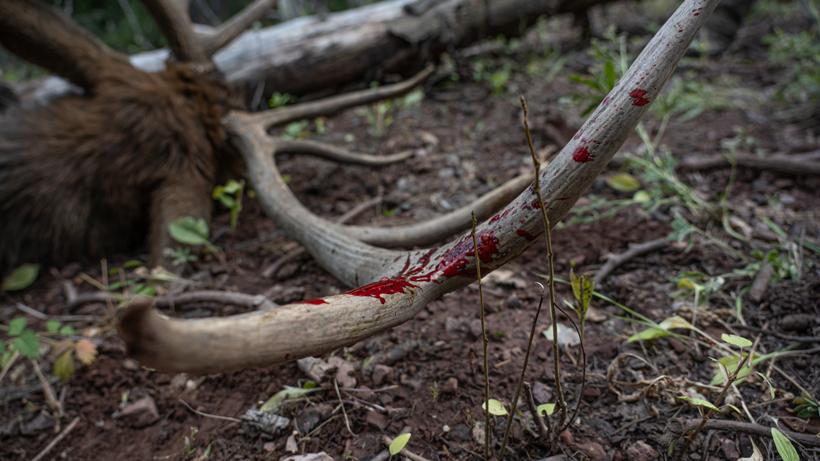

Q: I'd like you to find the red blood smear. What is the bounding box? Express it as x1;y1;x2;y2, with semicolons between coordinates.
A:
476;232;499;263
629;88;650;106
516;229;536;241
572;146;593;163
347;277;417;304
530;198;542;209
302;298;328;305
489;214;501;223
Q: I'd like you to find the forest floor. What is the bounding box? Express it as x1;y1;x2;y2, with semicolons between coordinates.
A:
1;2;819;460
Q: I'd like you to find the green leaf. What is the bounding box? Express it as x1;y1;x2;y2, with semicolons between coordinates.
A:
46;320;61;334
8;317;27;336
678;396;719;412
603;60;618;89
2;264;40;291
536;403;556;417
389;433;411;456
482;399;508;416
633;190;651;203
606;173;641;192
53;349;76;382
168;217;210;246
771;427;800;461
0;340;5;355
12;330;40;359
627;316;693;343
570;269;594;319
721;333;752;348
59;325;76;336
259;386;320;413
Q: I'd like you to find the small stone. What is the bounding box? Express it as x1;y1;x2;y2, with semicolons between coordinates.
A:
114;396;159;428
121;359;139;370
442;424;450;433
576;441;607;461
532;381;552;404
264;442;277;452
371;365;393;386
365;410;389;430
295;403;332;434
626;440;659;461
582;386;602;400
719;438;739;460
468;319;484;338
445;317;465;334
441;377;458;394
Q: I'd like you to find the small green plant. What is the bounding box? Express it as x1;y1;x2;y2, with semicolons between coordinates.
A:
764;28;820;105
282;120;310;139
267;92;294;109
568;29;628;115
1;317;97;383
167;216;218;266
388;432;411;458
677;333;754;457
212;179;245;230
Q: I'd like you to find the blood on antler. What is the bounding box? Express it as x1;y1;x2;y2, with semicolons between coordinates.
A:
118;0;722;374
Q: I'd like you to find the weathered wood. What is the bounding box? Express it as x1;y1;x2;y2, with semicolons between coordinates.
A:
22;0;611;103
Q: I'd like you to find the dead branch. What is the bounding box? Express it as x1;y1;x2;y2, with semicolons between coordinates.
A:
28;0;614;103
681;418;820;448
593;237;670;285
119;0;722;374
678;151;820;176
31;417;81;461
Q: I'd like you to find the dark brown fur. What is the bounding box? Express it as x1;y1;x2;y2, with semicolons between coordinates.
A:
0;64;238;274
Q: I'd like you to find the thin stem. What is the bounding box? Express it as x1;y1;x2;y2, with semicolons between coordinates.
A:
500;289;546;453
678;344;754;459
554;303;586;432
471;212;492;460
521;96;566;420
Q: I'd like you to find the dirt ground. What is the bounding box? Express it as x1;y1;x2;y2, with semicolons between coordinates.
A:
1;2;819;460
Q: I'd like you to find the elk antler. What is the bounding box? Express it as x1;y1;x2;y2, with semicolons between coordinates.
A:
0;0;132;92
141;0;276;63
119;0;721;374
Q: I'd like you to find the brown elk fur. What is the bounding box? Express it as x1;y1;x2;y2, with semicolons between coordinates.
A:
0;63;239;275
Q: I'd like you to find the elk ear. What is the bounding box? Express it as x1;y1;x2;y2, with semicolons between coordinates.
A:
0;0;132;93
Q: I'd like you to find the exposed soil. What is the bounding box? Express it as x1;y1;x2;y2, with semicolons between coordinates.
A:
1;3;819;461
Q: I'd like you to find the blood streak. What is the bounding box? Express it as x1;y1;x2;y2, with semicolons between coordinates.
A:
302;298;328;305
347;277;417;304
516;229;536;241
476;231;499;263
629;88;650;106
572;145;593;163
530;198;542;209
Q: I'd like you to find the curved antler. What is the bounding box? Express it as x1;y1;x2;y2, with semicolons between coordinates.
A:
119;0;721;373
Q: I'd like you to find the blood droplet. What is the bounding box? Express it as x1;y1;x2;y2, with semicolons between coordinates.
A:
629;88;650;106
572;146;593;163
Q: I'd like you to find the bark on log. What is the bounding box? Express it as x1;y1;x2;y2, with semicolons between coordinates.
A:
20;0;612;104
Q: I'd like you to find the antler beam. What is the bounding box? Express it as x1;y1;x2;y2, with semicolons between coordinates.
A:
119;0;721;374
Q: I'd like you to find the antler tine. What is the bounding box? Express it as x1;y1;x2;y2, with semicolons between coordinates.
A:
141;0;209;63
274;138;532;247
198;0;277;57
344;174;532;248
249;66;435;128
0;0;132;92
120;0;720;374
275;139;414;166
